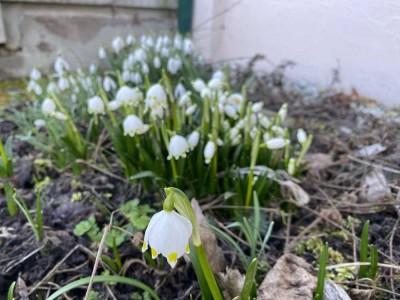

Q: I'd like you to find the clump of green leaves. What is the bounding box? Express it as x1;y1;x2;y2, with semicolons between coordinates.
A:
358;221;378;280
0;137;18;216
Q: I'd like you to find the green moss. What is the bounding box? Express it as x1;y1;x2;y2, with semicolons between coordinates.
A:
34;176;51;192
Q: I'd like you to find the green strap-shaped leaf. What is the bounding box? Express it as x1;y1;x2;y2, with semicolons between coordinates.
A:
240;258;258;300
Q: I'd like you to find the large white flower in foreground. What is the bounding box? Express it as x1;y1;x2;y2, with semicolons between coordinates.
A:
142;210;192;268
123;115;150;137
168;135;189;160
88;96;105;115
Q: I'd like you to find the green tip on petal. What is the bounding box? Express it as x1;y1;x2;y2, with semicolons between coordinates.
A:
163;194;174;212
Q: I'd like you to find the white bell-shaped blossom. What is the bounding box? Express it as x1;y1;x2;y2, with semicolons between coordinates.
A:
142;210;192;268
123;115;150;137
145;84;168;119
188;131;200;150
89;64;97;74
98;47;107;59
133;48;147;62
46;82;58;94
179;92;192;106
297;128;307;144
227;93;243;111
109;100;121;111
251;102;263;113
212;70;225;80
132;72;142;84
34;119;46;127
30;68;41;81
153;56;161;69
112;36;125;54
200;88;211;99
57;76;70;91
208;78;224;90
192;79;206;92
167;57;182;74
224;105;238;119
116;86;143;107
204;141;216;164
288;158;296;176
173;34;183;49
54;56;70;75
185;104;197;116
168;135;189;160
271;125;285;137
41;98;56;116
174;83;186;99
266;137;289;149
160;47;170;57
53;111;68;121
183;38;193;55
88;96;105;115
141;63;149;74
259;115;271;129
126;34;135;45
103;76;117;92
122;71;132;83
278;103;288;121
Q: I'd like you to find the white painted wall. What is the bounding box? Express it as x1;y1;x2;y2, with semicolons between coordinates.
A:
193;0;400;106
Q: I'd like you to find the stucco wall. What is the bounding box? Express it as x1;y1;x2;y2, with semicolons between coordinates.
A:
193;0;400;106
0;0;177;78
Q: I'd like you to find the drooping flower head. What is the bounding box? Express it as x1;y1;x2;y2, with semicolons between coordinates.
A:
144;84;168;119
188;131;200;150
116;86;143;107
41;98;56;116
204;141;216;164
142;210;192;268
168;135;189;160
123;115;150;137
88;96;105;115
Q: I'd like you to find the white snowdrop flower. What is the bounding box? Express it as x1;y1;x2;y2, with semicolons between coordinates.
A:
160;47;170;57
250;114;257;126
259;115;271;129
33;84;42;95
145;84;168;119
271;125;285;136
142;210;192;268
297;128;307;144
145;36;154;48
53;111;68;121
153;56;161;69
168;135;189;160
250;127;258;139
288;158;296;176
262;132;271;144
123;115;150;137
116;86;143;107
217;138;223;146
251;102;263;113
204;141;216;164
54;56;70;75
126;34;135;46
231;135;241;146
112;36;125;54
183;38;193;55
208;78;224;91
178;92;191;106
192;79;206;92
132;72;142;84
57;76;70;91
228;93;243;111
224;105;238;119
89;63;97;74
88;96;105;115
98;47;107;60
46;82;58;94
266;137;288;149
222;120;230;131
122;71;132;83
188;131;200;150
173;34;183;49
71;94;77;103
278;103;288;121
162;35;170;46
174;83;186;99
167;57;182;75
134;48;147;61
212;70;225;80
185;104;197;116
34;119;46;127
30;68;41;81
236;119;245;129
109;100;121;111
141;63;149;74
200;88;211;99
103;76;117;92
229;127;240;141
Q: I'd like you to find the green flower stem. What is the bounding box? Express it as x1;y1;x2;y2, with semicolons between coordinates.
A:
164;188;223;300
170;159;178;185
99;88;117;126
162;70;179;131
4;181;18;216
296;134;313;166
245;132;260;207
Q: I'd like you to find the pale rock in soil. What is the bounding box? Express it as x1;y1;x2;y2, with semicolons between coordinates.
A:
278;180;310;206
217;267;245;299
361;168;390;202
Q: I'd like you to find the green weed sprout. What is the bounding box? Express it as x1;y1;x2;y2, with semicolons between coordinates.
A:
358;220;379;280
0;137;17;216
314;242;329;300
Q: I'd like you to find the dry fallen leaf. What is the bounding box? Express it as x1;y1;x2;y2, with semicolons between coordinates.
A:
217;267;245;299
304;153;334;171
191;199;226;273
361;168;390;202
